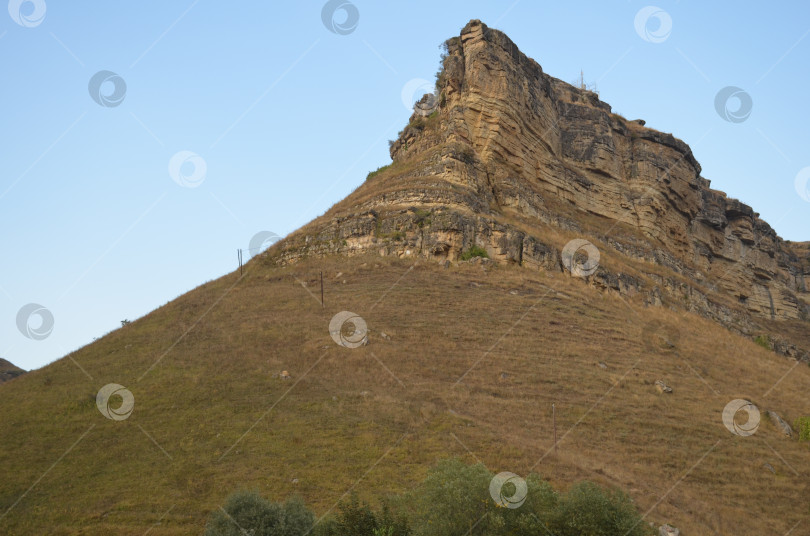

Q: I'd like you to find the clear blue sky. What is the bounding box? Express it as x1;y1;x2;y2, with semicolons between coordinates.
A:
2;1;809;371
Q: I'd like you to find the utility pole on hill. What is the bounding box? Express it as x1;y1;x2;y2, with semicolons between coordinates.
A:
553;403;558;457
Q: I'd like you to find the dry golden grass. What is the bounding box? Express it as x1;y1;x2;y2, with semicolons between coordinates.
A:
0;253;808;535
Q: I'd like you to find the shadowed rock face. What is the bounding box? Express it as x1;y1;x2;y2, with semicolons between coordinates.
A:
274;20;808;353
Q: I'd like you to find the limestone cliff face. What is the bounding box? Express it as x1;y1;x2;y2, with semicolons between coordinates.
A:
274;20;808;354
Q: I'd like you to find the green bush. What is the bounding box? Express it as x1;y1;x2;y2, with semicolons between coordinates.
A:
399;459;493;536
754;334;771;350
314;495;409;536
549;481;651;536
208;460;651;536
397;459;649;536
334;495;379;536
366;164;392;181
795;416;810;441
414;209;432;228
459;245;489;261
204;491;314;536
410;111;440;131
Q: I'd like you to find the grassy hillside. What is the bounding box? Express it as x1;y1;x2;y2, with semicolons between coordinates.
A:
0;358;25;384
1;253;808;535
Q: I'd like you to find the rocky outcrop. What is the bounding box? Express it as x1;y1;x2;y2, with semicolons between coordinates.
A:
659;525;680;536
767;410;794;437
270;20;808;356
655;380;673;394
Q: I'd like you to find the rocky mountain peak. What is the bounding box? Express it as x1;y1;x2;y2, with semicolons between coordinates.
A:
274;19;809;358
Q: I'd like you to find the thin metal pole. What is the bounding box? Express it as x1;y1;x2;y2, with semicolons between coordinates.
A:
553;403;557;458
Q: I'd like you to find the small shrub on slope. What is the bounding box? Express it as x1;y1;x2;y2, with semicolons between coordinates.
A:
460;245;489;261
204;491;314;536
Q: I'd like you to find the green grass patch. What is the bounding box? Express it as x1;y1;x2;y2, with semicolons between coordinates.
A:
459;245;489;261
754;334;771;350
366;163;393;181
795;416;810;441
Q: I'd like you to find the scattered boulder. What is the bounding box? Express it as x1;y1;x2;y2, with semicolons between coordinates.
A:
380;331;392;341
659;525;679;536
763;462;776;474
655;380;673;394
464;256;493;266
766;410;793;437
598;362;608;369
